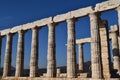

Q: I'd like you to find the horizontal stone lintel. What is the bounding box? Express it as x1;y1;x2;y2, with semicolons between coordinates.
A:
95;0;120;12
76;38;91;44
53;6;94;22
0;0;120;36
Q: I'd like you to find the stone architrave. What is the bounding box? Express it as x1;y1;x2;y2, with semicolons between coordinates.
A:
99;20;111;78
89;12;103;79
3;33;13;77
15;30;25;77
30;27;39;77
47;23;56;77
66;18;76;78
78;44;84;72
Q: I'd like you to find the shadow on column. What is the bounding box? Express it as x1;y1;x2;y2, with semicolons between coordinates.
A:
111;48;120;78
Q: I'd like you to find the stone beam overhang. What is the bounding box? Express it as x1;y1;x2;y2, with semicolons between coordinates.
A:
53;6;94;23
95;0;120;12
0;0;120;36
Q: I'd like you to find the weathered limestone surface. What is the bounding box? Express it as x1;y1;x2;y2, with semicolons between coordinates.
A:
67;18;76;78
2;77;120;80
30;27;39;77
33;17;53;27
53;7;94;22
3;33;13;77
47;23;56;77
15;30;25;77
1;28;11;36
0;0;120;37
110;25;120;75
78;44;84;72
99;20;111;78
10;25;22;33
95;0;120;12
89;12;102;78
76;38;91;44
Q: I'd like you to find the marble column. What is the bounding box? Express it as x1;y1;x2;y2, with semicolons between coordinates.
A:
15;30;25;77
99;20;111;78
67;18;76;78
30;27;39;77
89;12;102;78
78;44;84;72
111;30;120;75
47;23;56;77
3;33;13;77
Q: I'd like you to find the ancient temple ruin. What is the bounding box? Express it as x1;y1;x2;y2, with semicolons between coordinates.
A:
0;0;120;80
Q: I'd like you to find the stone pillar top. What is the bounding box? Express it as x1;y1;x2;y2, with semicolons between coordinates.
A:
18;30;26;34
109;25;118;33
89;12;101;17
47;23;57;27
66;18;77;23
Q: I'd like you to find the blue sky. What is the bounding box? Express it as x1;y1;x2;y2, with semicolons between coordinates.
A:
0;0;118;69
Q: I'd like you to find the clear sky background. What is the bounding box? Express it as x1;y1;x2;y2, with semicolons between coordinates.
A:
0;0;118;69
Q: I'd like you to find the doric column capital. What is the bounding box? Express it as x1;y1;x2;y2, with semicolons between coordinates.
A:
18;30;26;34
89;12;101;18
66;18;77;23
31;26;40;31
47;23;57;27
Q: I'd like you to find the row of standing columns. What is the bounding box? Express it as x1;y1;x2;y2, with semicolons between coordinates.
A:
0;6;120;78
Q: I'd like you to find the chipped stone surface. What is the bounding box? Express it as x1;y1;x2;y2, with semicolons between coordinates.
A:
10;25;22;33
76;38;91;44
53;12;72;23
22;22;35;30
34;17;53;27
1;28;11;36
71;6;94;18
95;0;120;12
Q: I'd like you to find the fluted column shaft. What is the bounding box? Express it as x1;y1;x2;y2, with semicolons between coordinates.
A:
47;23;56;77
89;13;102;78
78;44;84;72
67;18;76;78
15;30;25;77
30;27;39;77
3;33;13;77
99;20;111;78
111;31;120;75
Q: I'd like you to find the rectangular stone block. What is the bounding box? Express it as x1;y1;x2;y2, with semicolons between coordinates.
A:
71;6;94;18
22;22;35;30
76;38;91;44
95;0;120;12
34;17;53;27
10;25;22;33
1;28;11;36
53;12;72;22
